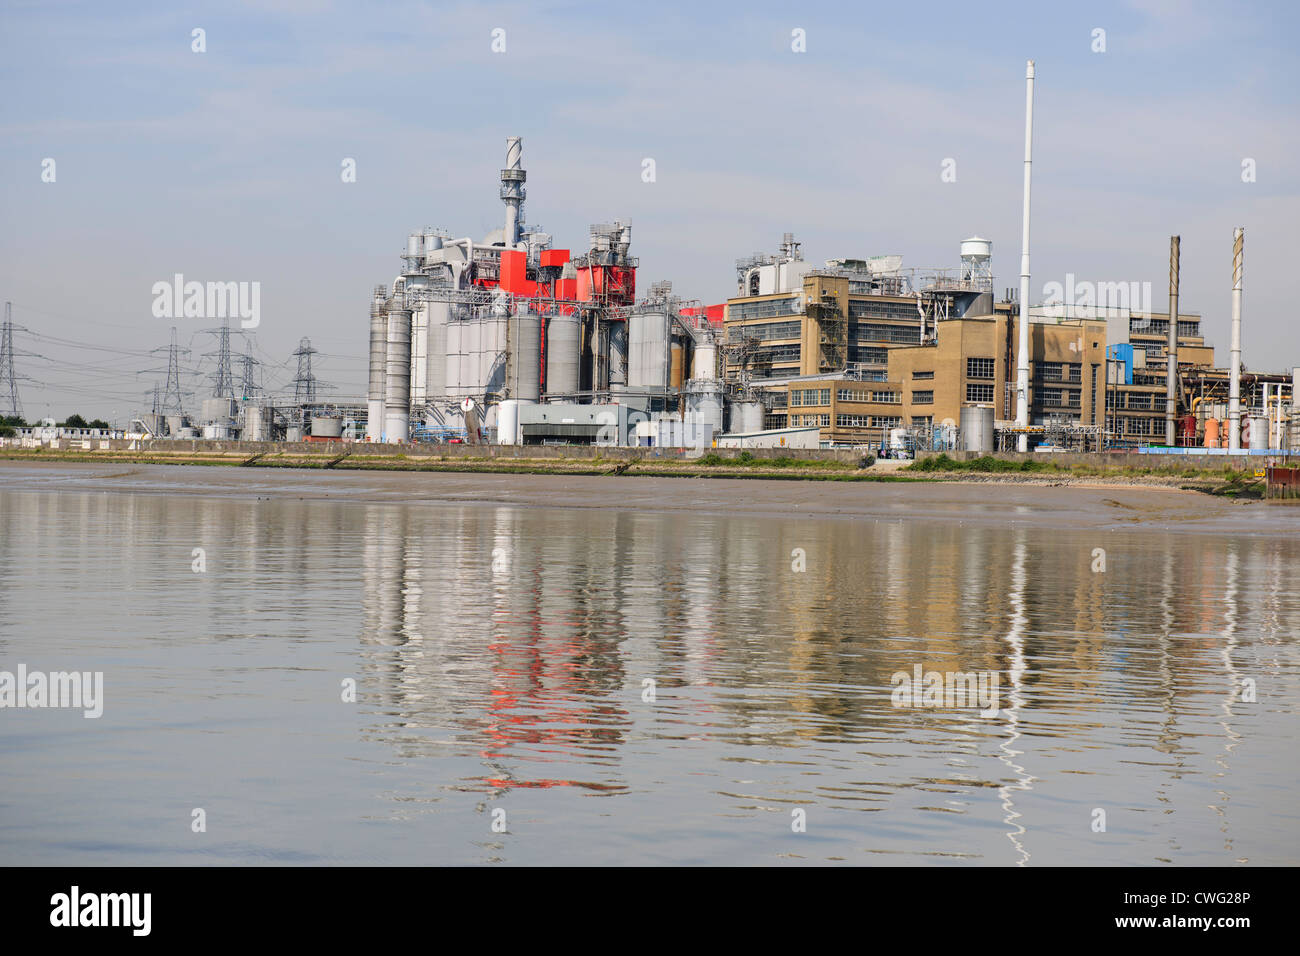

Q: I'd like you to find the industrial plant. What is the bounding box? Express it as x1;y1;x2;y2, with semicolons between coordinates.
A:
4;110;1297;456
346;130;1297;456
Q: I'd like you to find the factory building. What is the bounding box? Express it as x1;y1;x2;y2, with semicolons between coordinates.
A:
358;137;1295;454
364;137;730;447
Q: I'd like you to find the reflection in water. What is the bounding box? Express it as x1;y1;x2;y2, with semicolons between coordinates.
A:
2;483;1298;865
998;532;1033;867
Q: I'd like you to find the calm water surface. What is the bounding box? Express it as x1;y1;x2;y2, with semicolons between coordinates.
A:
1;465;1297;865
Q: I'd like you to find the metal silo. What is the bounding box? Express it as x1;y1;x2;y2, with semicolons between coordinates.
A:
426;300;448;398
384;300;412;442
960;404;994;453
367;288;386;441
731;401;764;433
409;304;428;407
546;312;581;396
684;379;724;435
609;321;628;387
507;310;541;402
628;310;670;390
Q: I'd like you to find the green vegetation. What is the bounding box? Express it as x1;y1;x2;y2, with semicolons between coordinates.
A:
908;454;1053;474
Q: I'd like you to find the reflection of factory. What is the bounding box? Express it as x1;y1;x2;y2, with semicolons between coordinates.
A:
365;137;729;448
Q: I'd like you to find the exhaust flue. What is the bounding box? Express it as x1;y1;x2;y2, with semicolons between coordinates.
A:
1165;236;1180;445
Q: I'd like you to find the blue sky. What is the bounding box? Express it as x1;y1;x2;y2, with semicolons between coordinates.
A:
1;0;1297;420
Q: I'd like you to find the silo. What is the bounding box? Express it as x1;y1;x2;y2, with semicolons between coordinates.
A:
730;401;764;433
498;399;521;445
546;313;581;396
409;304;428;407
960;404;994;453
684;380;724;434
426;301;448;398
367;291;386;441
628;310;670;390
479;313;507;397
444;319;466;400
670;343;684;389
609;321;628;387
1249;415;1270;450
384;301;412;442
692;340;718;380
507;310;541;402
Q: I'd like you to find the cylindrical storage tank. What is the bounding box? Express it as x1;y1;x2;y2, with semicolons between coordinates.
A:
506;311;541;402
692;342;717;380
177;426;197;439
731;401;764;434
242;405;264;441
628;311;670;389
670;343;684;390
684;381;724;434
444;319;465;399
1249;415;1269;450
546;313;581;396
426;301;448;398
367;293;386;441
406;234;422;259
409;305;428;407
498;399;520;446
960;404;994;453
1204;417;1220;448
479;314;507;397
285;425;302;442
384;303;412;442
609;321;628;387
1178;414;1196;443
311;416;343;438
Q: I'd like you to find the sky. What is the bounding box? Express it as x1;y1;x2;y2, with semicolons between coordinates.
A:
1;0;1297;423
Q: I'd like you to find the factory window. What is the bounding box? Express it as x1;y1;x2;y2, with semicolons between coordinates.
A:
837;388;873;402
1090;364;1098;424
872;391;899;403
837;414;869;428
729;299;798;322
875;416;902;429
799;414;830;427
911;390;934;404
848;300;921;321
758;344;801;364
966;383;994;403
911;416;933;428
913;371;934;380
856;323;922;345
1040;389;1081;408
967;357;995;379
852;347;889;365
1039;362;1081;383
789;390;802;407
731;319;802;342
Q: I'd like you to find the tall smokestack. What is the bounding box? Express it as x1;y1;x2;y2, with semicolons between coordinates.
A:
1015;60;1035;452
500;136;526;249
1165;236;1180;445
1229;228;1244;451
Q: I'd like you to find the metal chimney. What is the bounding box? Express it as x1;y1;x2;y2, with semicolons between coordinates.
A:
1165;236;1180;445
1015;60;1035;452
500;136;526;249
1229;228;1244;451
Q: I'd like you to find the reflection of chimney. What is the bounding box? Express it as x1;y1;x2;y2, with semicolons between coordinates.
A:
1229;228;1244;451
500;136;526;249
1165;236;1180;445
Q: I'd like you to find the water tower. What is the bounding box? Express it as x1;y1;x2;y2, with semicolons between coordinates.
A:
960;236;993;290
